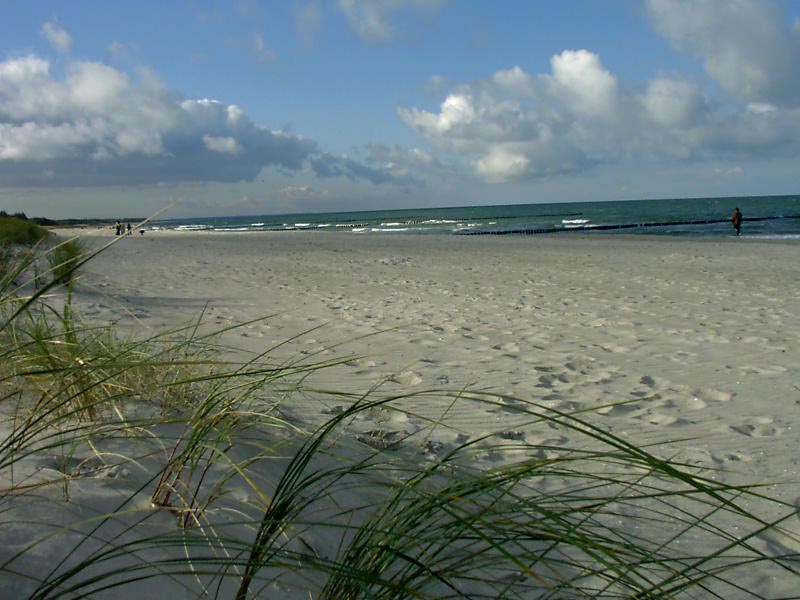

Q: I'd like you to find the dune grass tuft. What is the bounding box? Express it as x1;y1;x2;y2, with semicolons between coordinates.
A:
0;215;50;246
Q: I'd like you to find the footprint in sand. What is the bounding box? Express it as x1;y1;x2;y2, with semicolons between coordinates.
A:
718;450;753;464
626;378;663;400
677;386;733;404
665;395;708;410
596;403;648;418
492;342;520;356
495;430;526;441
741;364;789;376
644;412;688;426
730;416;784;437
390;370;422;386
598;343;630;354
432;323;459;334
536;374;558;389
679;447;717;468
346;358;377;369
759;498;800;555
639;375;669;389
656;350;698;364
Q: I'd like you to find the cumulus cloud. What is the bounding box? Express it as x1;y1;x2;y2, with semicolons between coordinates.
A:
0;53;313;184
337;0;445;42
492;66;534;95
41;20;72;54
365;143;446;182
643;78;706;128
399;42;800;183
398;51;618;181
646;0;800;105
0;39;403;188
203;135;242;154
309;152;396;185
475;148;530;183
306;145;436;188
548;50;619;117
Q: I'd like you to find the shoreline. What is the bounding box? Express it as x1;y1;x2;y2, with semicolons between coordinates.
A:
53;223;800;244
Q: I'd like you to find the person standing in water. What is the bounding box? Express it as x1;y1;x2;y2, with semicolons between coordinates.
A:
731;207;742;236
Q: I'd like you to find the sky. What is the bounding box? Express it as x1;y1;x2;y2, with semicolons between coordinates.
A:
1;0;799;219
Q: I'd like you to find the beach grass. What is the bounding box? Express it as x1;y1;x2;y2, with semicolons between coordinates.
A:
0;215;51;247
1;237;799;599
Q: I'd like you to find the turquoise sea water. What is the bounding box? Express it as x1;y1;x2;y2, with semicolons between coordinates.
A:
155;194;800;238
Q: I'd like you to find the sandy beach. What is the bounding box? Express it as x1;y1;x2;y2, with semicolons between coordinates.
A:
70;230;800;484
5;228;800;598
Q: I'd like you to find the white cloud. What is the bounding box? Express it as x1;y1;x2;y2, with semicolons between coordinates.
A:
399;43;800;183
337;0;445;42
0;53;313;185
399;50;620;181
309;151;405;185
0;25;411;189
410;93;477;134
203;135;242;154
492;66;534;95
475;148;529;183
0;56;170;160
41;20;72;54
646;0;800;105
643;78;706;127
365;144;445;182
548;50;618;117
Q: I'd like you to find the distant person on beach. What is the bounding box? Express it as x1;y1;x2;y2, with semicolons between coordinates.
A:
732;208;742;236
126;223;132;235
115;221;121;236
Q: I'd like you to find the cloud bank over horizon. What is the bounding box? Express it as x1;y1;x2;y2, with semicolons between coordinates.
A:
0;35;405;189
398;0;800;183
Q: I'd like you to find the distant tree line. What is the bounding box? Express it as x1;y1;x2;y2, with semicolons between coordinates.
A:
0;210;56;225
0;210;33;221
0;211;144;227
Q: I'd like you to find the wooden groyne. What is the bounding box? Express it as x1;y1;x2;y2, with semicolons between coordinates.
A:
460;215;800;236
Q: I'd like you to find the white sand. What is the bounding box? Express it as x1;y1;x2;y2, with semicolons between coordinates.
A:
5;228;800;597
73;231;800;480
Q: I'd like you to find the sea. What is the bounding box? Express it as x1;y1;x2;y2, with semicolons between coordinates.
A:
153;194;800;239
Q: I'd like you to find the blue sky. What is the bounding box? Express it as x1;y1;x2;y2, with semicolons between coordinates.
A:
1;0;799;219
